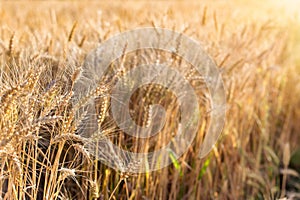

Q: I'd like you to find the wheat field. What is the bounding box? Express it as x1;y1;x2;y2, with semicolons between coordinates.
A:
0;1;299;199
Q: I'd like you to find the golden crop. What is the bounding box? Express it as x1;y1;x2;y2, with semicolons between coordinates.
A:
0;1;299;199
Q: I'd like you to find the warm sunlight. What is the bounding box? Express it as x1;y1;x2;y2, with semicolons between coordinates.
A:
274;0;300;19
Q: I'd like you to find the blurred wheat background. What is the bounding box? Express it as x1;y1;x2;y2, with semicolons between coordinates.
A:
0;1;299;199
